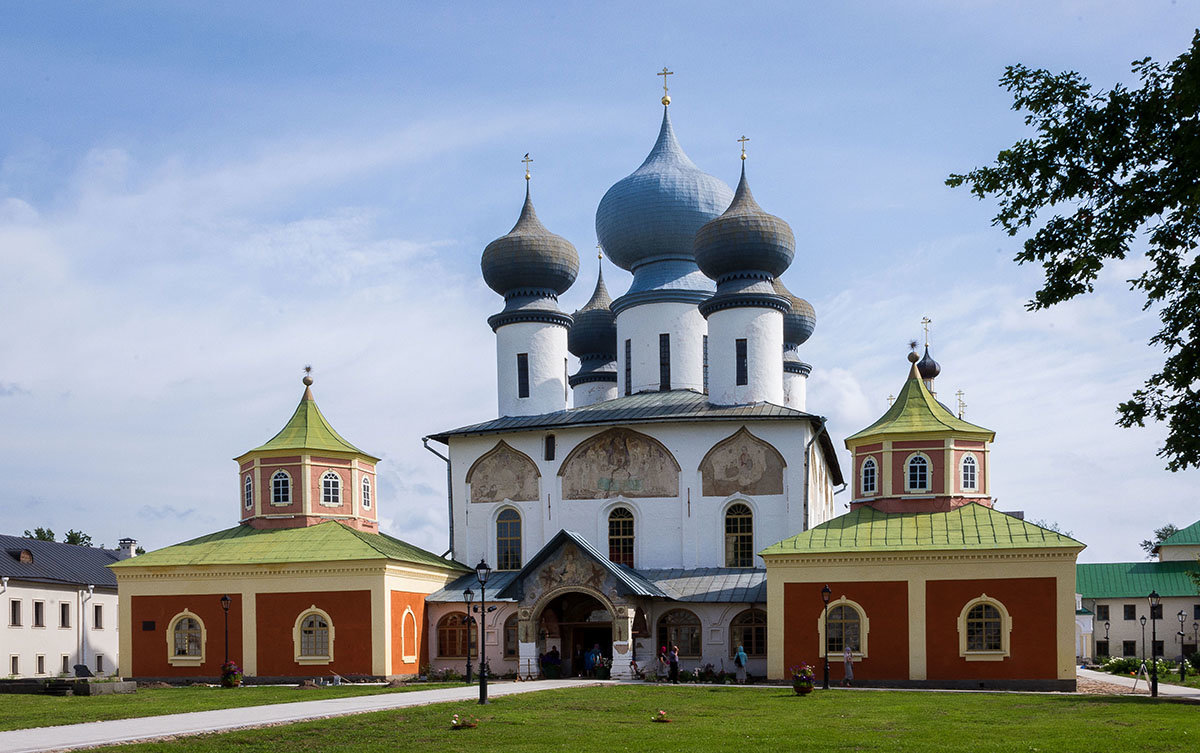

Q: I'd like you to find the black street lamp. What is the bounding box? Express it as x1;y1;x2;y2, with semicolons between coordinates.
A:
475;558;492;705
1103;621;1110;659
463;588;475;684
1148;590;1160;698
1193;621;1198;648
1140;614;1147;665
1179;610;1188;684
821;585;832;691
219;594;232;665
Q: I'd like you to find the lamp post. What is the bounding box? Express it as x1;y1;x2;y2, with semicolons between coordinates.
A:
1140;615;1147;665
220;594;232;665
463;588;474;684
1179;610;1188;684
475;558;492;705
1148;590;1160;698
821;585;832;691
1103;621;1110;659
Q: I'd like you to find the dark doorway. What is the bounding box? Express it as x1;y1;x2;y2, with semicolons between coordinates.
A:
538;591;612;677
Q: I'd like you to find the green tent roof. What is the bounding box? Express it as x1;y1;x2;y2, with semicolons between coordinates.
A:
845;360;993;443
243;385;377;460
1076;561;1199;599
109;521;467;572
1160;519;1200;548
761;502;1083;556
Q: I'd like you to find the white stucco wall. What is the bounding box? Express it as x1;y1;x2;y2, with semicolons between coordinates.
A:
783;371;807;411
495;321;569;417
572;380;617;408
616;302;707;395
705;307;784;407
3;582;119;678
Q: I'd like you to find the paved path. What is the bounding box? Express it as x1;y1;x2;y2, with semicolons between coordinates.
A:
0;679;610;753
1077;667;1200;699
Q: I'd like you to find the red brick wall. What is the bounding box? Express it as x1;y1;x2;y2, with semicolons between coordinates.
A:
256;590;373;677
783;581;909;682
130;594;243;678
390;591;428;675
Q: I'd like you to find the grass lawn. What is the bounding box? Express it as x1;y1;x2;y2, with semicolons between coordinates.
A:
100;684;1200;753
0;683;457;732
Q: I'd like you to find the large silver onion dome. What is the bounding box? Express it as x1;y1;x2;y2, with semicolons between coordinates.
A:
694;164;795;283
773;278;816;347
482;183;579;296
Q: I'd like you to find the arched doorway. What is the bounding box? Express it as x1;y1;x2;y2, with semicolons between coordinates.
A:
537;591;612;676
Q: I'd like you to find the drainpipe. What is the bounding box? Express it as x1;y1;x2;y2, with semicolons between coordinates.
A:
803;418;828;530
422;437;454;561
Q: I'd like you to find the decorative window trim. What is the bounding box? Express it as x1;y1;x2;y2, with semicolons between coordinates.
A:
815;596;869;661
293;606;335;665
607;506;635;568
166;610;206;667
729;608;768;658
957;594;1012;661
723;501;755;568
401;607;418;663
320;471;342;507
361;475;372;510
861;457;877;496
244;474;254;510
271;470;292;506
960;453;978;491
904;453;931;493
495;507;523;571
657;608;703;658
437;612;476;658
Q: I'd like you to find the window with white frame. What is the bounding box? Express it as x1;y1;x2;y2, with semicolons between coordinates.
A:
93;604;103;629
169;612;205;665
36;654;45;674
321;471;341;506
271;470;291;506
496;508;522;571
61;655;70;674
907;454;929;491
244;474;254;509
299;613;330;658
361;476;372;509
724;503;754;568
961;455;978;491
9;599;21;626
957;595;1011;660
817;597;870;659
861;458;877;495
60;602;70;628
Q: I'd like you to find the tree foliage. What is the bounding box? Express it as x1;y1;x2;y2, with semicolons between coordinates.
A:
62;529;93;547
22;527;55;541
948;31;1200;471
1140;523;1180;558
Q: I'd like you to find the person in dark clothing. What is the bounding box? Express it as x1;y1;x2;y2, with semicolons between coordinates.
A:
668;645;680;683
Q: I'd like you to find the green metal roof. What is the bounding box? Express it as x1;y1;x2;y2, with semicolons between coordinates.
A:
761;502;1083;556
243;385;377;460
1160;520;1200;548
109;521;467;572
845;361;993;443
1076;561;1199;599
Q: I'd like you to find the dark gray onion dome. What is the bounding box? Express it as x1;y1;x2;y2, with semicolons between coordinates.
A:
482;183;579;297
917;345;941;379
595;107;734;272
772;279;816;347
568;267;617;359
694;164;795;284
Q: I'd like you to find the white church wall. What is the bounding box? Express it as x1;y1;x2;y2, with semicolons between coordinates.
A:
495;321;568;417
705;307;784;406
783;370;807;411
572;380;617;408
616;302;707;395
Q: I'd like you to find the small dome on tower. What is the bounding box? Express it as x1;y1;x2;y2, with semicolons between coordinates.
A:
482;183;579;296
917;345;941;380
568;266;617;359
595;107;733;272
772;279;816;347
695;164;795;283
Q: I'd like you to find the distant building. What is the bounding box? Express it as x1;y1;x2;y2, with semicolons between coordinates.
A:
1;534;131;678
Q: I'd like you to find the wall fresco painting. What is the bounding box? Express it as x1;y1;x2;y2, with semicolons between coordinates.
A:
699;427;785;496
559;428;680;499
467;441;540;503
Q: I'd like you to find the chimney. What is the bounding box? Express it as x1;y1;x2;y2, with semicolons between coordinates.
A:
117;538;137;560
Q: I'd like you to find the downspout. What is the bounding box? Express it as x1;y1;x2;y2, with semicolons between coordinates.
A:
803;418;828;530
422;437;454;561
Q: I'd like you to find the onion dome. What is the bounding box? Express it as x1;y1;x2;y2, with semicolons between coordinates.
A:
568;266;617;360
595;107;734;272
482;182;579;297
917;345;941;380
694;164;795;284
772;279;816;347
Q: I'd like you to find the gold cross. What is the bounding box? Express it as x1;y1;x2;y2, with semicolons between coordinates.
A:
522;153;532;180
955;390;966;419
887;394;895;407
921;316;932;346
738;135;749;160
658;67;673;105
597;243;603;261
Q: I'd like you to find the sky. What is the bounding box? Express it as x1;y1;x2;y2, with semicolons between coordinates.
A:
1;2;1196;564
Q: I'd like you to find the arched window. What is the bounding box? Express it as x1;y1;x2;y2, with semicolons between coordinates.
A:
243;475;253;509
503;613;519;658
730;608;767;657
826;604;861;654
657;609;702;657
961;455;977;491
271;470;291;506
361;476;372;509
966;603;1001;651
401;608;417;662
861;458;877;495
166;611;205;666
957;595;1011;659
907;455;929;491
608;507;634;567
496;508;522;571
724;503;754;568
437;612;476;658
321;471;342;506
292;607;335;663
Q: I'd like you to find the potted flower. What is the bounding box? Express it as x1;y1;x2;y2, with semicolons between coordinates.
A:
450;713;478;730
651;709;671;723
790;663;815;695
220;660;243;688
594;655;613;680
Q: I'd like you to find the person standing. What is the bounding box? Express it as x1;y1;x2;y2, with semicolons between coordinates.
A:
668;645;680;684
656;646;668;679
843;645;854;687
733;644;748;684
583;643;596;677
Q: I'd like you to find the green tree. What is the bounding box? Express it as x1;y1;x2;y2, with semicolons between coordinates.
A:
62;529;93;547
22;527;55;541
1140;524;1180;558
948;31;1200;471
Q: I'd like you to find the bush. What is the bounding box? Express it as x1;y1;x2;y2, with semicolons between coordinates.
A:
678;669;693;683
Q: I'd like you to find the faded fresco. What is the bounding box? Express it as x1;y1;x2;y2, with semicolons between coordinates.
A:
467;441;540;503
559;428;680;499
517;541;630;643
699;427;785;496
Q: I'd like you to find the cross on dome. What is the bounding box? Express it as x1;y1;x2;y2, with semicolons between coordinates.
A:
657;66;673;105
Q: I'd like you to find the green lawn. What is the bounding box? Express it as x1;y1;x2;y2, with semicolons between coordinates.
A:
0;683;457;732
99;684;1200;753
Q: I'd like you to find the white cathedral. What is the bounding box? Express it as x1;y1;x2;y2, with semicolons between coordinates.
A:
422;93;843;680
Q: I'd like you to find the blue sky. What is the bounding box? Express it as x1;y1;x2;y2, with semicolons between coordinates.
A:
1;2;1196;562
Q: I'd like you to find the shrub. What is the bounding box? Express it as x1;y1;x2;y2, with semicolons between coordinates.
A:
678;669;693;683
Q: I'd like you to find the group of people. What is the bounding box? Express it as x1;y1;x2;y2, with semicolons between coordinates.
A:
654;644;752;684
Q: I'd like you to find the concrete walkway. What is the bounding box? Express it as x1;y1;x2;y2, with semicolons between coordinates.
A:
1078;667;1200;699
0;679;610;753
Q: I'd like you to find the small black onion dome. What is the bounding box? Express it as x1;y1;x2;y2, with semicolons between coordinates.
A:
482;183;579;296
568;269;617;358
694;164;795;283
772;278;816;347
917;345;941;379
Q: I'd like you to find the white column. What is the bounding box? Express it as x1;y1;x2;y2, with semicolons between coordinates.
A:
496;322;569;417
572;381;617;407
616;302;707;395
706;307;784;406
783;370;807;411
